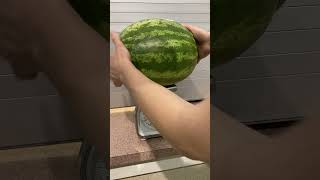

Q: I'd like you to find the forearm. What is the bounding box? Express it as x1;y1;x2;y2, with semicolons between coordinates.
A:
34;0;108;155
121;64;210;161
212;106;273;163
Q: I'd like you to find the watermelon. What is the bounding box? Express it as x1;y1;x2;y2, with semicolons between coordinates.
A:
212;0;285;70
120;18;198;86
69;0;107;39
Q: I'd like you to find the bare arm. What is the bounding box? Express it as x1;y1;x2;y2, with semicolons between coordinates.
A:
37;0;108;157
213;108;320;180
0;0;108;157
123;61;210;162
111;33;210;162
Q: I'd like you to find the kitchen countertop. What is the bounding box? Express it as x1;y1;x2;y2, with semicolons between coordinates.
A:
110;107;179;169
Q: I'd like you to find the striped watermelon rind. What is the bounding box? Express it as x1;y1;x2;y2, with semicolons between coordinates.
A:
120;18;198;86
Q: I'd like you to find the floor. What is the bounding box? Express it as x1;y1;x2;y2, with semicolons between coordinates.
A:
0;143;81;180
0;142;209;180
122;164;210;180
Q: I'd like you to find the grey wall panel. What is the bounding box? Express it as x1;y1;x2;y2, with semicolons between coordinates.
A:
285;0;320;6
268;6;320;31
214;52;320;81
0;74;57;99
111;3;210;13
0;95;81;148
0;57;13;75
215;74;320;123
110;0;209;3
110;12;209;23
242;29;320;57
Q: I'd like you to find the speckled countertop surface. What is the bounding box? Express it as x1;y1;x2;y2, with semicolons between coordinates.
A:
110;107;179;169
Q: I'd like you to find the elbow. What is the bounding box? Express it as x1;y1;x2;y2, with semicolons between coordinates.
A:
175;144;210;163
170;103;210;163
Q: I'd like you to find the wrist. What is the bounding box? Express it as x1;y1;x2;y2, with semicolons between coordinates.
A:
120;61;152;92
119;61;137;84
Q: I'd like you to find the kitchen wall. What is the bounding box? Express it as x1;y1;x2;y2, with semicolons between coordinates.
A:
110;0;211;108
214;0;320;123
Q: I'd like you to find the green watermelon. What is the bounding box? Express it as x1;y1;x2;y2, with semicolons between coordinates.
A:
120;18;198;86
69;0;107;39
212;0;285;70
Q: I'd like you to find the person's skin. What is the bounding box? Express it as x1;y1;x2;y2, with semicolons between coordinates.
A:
213;106;320;180
1;0;108;158
110;24;210;163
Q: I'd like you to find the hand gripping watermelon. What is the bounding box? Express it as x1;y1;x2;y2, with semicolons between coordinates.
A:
120;18;199;86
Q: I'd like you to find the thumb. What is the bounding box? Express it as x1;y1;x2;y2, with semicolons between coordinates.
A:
182;24;209;42
111;32;125;48
113;79;123;87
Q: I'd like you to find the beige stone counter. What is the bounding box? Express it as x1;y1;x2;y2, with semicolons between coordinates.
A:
110;107;179;169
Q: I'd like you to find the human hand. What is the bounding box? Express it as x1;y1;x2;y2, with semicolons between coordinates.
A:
110;32;134;87
182;24;210;61
0;0;47;79
0;0;94;80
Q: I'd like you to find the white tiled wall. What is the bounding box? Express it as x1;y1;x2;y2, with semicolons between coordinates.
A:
110;0;209;3
110;0;210;108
